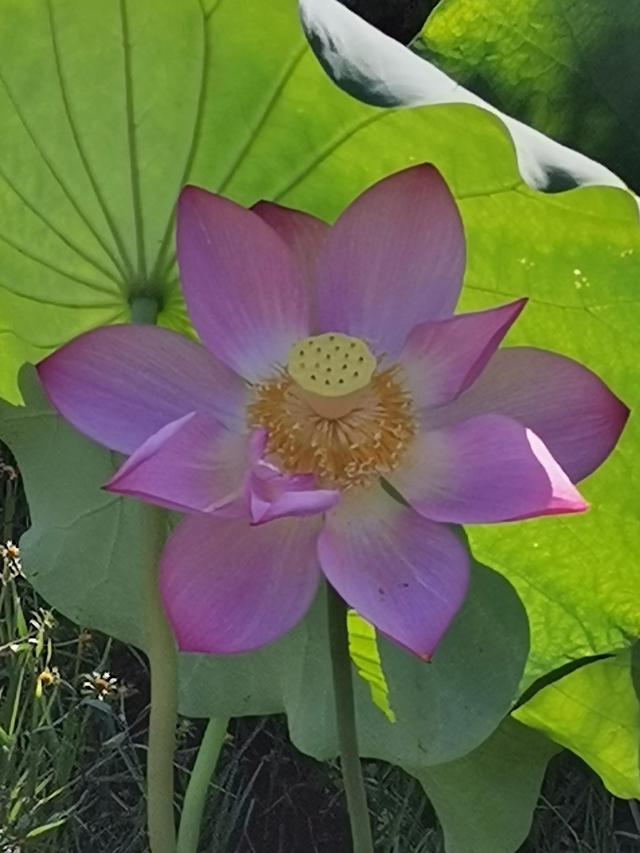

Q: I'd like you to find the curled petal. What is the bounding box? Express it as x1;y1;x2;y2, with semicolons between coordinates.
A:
318;487;470;659
247;463;340;524
245;430;340;523
399;299;526;409
105;412;247;516
177;187;310;381
314;164;465;355
389;415;587;524
37;325;247;454
160;513;322;654
423;347;629;482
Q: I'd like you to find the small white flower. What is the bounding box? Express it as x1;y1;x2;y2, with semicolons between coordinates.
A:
81;670;120;701
1;540;22;579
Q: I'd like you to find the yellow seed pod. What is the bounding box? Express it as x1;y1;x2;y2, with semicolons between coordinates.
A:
287;333;377;397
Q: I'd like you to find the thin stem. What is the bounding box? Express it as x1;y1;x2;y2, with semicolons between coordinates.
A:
144;522;178;853
177;717;229;853
2;477;16;542
327;584;374;853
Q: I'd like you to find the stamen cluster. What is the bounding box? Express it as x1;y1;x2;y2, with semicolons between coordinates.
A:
248;366;416;490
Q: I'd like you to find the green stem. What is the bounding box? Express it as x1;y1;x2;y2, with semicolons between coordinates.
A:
327;584;374;853
177;717;229;853
145;548;178;853
2;477;16;542
132;286;175;851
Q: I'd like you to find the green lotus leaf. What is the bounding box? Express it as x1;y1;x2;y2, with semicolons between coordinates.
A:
415;719;559;853
514;650;640;799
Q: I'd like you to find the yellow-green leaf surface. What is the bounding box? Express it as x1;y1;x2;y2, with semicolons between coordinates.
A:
514;650;640;799
347;611;395;722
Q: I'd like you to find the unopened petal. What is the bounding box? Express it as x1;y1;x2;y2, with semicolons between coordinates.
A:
248;462;340;524
244;429;340;523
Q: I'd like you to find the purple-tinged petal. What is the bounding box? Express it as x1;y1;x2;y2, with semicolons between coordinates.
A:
105;412;248;516
314;164;465;355
389;415;587;525
318;486;469;659
399;300;526;409
252;201;328;288
160;513;322;654
242;429;340;523
37;325;247;455
247;460;340;524
422;347;629;483
177;187;311;381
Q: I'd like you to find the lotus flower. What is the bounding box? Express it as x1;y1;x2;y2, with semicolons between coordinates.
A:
37;166;628;659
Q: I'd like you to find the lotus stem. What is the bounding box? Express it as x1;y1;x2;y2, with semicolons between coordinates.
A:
177;716;229;853
144;521;178;853
327;583;375;853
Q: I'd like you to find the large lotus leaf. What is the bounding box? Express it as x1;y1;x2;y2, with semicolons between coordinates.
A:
0;0;405;400
421;0;640;194
297;0;630;193
415;719;559;853
0;366;529;768
514;650;640;799
3;0;637;408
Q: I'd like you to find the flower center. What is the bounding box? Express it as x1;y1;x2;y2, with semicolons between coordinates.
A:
247;333;416;490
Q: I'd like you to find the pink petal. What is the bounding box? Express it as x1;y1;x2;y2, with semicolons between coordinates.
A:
160;513;322;654
244;430;340;523
314;164;465;355
318;487;470;659
177;187;311;381
252;201;328;288
37;325;247;455
389;415;587;525
247;459;340;524
399;300;526;409
105;412;248;516
423;347;629;483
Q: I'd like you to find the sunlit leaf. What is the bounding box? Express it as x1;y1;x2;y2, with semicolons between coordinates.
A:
514;650;640;799
347;610;395;722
